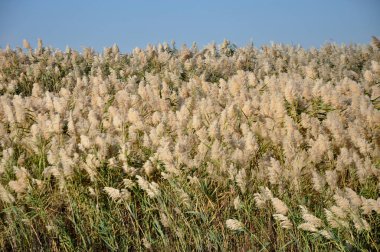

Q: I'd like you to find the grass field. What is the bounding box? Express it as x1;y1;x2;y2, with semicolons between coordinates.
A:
0;39;379;251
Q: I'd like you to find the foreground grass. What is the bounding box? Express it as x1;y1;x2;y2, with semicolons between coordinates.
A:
1;150;378;251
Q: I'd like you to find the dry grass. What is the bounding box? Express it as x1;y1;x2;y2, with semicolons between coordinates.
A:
0;39;379;251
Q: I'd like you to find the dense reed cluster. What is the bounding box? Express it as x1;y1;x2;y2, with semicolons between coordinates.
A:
0;38;379;250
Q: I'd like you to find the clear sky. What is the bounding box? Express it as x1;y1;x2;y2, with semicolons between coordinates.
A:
0;0;379;52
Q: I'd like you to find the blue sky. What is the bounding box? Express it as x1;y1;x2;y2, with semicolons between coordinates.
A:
0;0;379;52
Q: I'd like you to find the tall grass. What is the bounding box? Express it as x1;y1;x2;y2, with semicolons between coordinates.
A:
0;39;379;251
